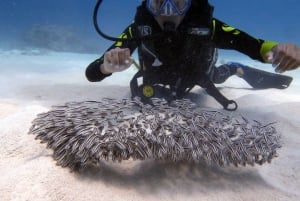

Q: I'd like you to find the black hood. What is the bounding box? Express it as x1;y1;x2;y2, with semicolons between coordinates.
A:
135;0;214;28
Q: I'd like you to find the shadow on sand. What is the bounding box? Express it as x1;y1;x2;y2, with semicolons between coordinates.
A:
74;159;274;196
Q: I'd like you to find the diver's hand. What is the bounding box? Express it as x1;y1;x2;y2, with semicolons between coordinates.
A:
100;47;133;74
266;43;300;73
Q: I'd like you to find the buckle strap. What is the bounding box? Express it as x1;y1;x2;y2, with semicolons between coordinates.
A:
131;71;238;111
130;70;143;98
198;77;238;111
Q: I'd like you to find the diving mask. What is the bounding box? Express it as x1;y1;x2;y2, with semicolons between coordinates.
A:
146;0;192;16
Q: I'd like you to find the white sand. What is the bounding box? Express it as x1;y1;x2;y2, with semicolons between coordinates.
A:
0;50;299;201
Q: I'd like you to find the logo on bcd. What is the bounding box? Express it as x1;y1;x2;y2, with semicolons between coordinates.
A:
138;25;152;36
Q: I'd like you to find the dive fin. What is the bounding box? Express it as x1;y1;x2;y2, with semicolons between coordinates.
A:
229;62;293;89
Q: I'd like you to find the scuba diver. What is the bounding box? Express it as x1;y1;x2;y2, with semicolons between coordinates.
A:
86;0;300;110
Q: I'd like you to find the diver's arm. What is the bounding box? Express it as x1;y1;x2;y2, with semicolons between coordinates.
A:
86;57;109;82
270;43;300;73
212;19;300;73
85;24;138;82
211;19;276;62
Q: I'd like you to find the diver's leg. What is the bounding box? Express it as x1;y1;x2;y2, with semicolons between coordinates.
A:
212;62;293;89
211;64;242;84
228;62;293;89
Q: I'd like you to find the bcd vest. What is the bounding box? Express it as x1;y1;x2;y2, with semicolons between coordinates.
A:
130;2;237;110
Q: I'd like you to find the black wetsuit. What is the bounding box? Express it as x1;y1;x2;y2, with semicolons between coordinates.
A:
86;1;275;108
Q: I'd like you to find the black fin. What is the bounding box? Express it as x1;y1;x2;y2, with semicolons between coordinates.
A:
229;63;293;89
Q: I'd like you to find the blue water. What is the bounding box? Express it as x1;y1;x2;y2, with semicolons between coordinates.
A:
1;0;299;53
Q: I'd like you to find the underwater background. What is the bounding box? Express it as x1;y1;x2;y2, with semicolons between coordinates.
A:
1;1;300;201
1;0;299;54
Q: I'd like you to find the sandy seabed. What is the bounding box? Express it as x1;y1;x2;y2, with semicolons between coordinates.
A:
0;51;299;201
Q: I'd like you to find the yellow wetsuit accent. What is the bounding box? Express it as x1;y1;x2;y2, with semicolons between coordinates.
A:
115;26;133;47
211;19;216;39
115;33;128;47
260;41;278;62
128;26;133;38
222;24;240;35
